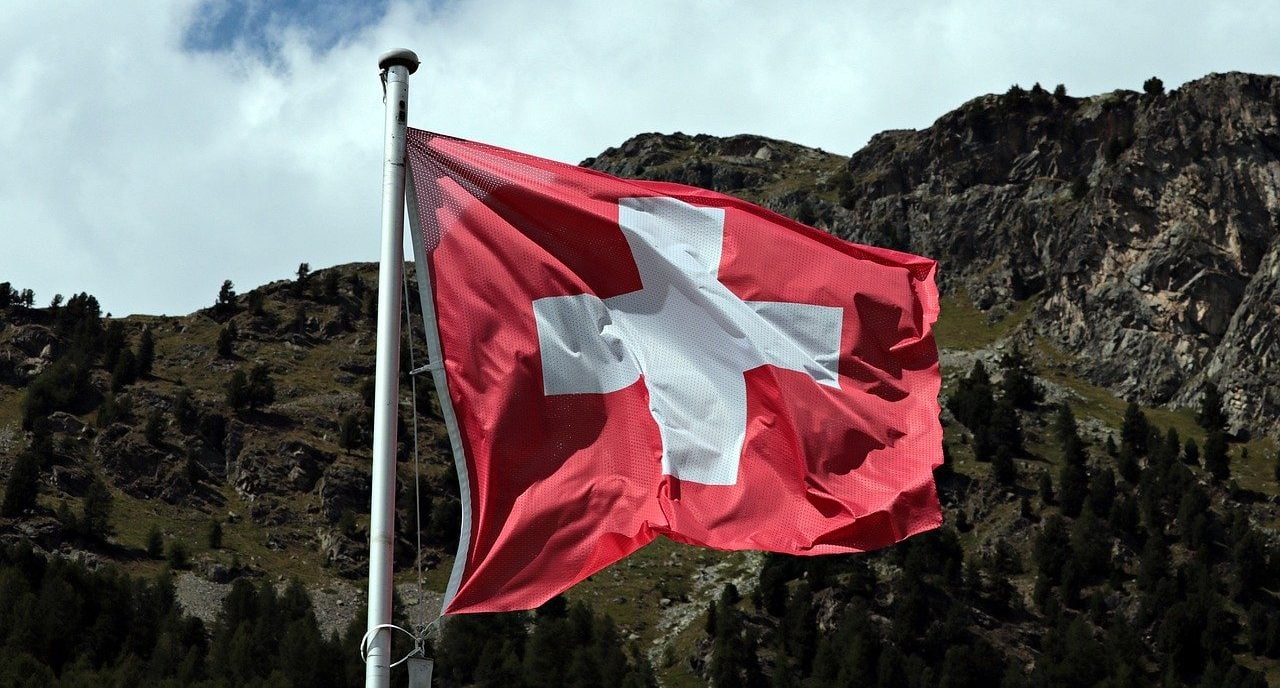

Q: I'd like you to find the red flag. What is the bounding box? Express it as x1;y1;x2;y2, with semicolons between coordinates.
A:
405;130;943;614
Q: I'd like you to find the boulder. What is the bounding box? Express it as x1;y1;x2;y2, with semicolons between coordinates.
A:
317;462;367;522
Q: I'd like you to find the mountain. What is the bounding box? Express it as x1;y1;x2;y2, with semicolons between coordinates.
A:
586;72;1280;438
1;72;1279;686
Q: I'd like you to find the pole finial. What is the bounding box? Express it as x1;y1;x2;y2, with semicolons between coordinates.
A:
379;48;420;74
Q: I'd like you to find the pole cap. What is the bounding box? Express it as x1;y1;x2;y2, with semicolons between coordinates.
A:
378;49;420;74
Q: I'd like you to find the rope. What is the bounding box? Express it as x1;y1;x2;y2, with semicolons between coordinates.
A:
401;272;427;629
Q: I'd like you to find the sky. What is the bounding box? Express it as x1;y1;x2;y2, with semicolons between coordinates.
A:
2;1;1279;317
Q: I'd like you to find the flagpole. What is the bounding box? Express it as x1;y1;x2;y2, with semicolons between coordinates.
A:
367;47;418;688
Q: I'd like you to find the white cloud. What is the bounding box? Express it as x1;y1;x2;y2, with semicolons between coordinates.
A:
2;0;1278;315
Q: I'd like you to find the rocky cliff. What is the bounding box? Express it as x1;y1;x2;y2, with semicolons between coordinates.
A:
585;72;1280;436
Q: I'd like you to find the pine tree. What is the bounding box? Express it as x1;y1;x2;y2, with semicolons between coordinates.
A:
216;280;237;313
1059;462;1088;518
1;444;42;516
1203;431;1230;481
1136;534;1167;591
167;540;190;569
1034;515;1070;584
292;303;308;335
1120;402;1149;455
136;327;155;377
225;370;250;413
80;477;114;539
338;412;362;451
1086;467;1116;518
1038;472;1054;504
998;344;1041;409
247;364;276;411
1183;437;1201;466
990;398;1023;455
172;388;196;431
101;320;126;371
216;321;236;358
207;520;223;549
992;445;1018;486
781;581;817;673
110;349;138;392
320;270;340;303
144;409;164;446
1161;428;1180;464
146;526;165;558
247;289;265;317
947;361;995;432
1197;383;1226;432
1116;443;1141;484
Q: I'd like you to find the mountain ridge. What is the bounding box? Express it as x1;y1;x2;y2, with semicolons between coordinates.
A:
585;71;1280;438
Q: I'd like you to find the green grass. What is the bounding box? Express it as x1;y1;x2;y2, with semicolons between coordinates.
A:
934;294;1038;350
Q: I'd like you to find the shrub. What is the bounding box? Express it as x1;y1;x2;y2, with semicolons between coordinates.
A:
167;540;190;569
146;527;165;558
207;520;223;550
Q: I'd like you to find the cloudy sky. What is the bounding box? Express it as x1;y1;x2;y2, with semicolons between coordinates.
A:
3;1;1278;316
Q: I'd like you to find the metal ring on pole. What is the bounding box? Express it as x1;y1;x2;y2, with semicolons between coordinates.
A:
360;623;422;669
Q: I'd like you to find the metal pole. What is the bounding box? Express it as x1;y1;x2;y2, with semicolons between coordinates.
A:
367;47;419;688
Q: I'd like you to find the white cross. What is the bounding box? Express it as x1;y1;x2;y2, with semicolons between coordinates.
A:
532;197;844;485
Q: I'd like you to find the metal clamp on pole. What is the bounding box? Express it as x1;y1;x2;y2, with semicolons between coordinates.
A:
409;361;444;376
365;47;420;688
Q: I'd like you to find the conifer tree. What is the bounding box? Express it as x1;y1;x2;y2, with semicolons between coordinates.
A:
225;370;250;413
1034;515;1070;584
947;361;995;432
216;280;236;313
167;540;189;569
110;349;138;392
1197;383;1227;432
172;388;196;431
1183;437;1200;466
136;327;155;377
781;581;817;673
1203;431;1230;481
1086;467;1116;517
207;520;223;549
1137;534;1168;591
338;412;362;451
247;289;265;317
216;321;236;358
146;526;164;558
80;477;113;539
998;344;1041;409
1059;466;1088;519
1038;472;1054;504
1;444;42;517
1116;442;1141;483
144;409;164;446
101;320;126;371
990;398;1023;455
992;445;1018;486
247;363;276;411
1121;402;1149;455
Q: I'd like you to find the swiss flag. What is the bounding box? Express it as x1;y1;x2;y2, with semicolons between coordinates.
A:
405;130;943;614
